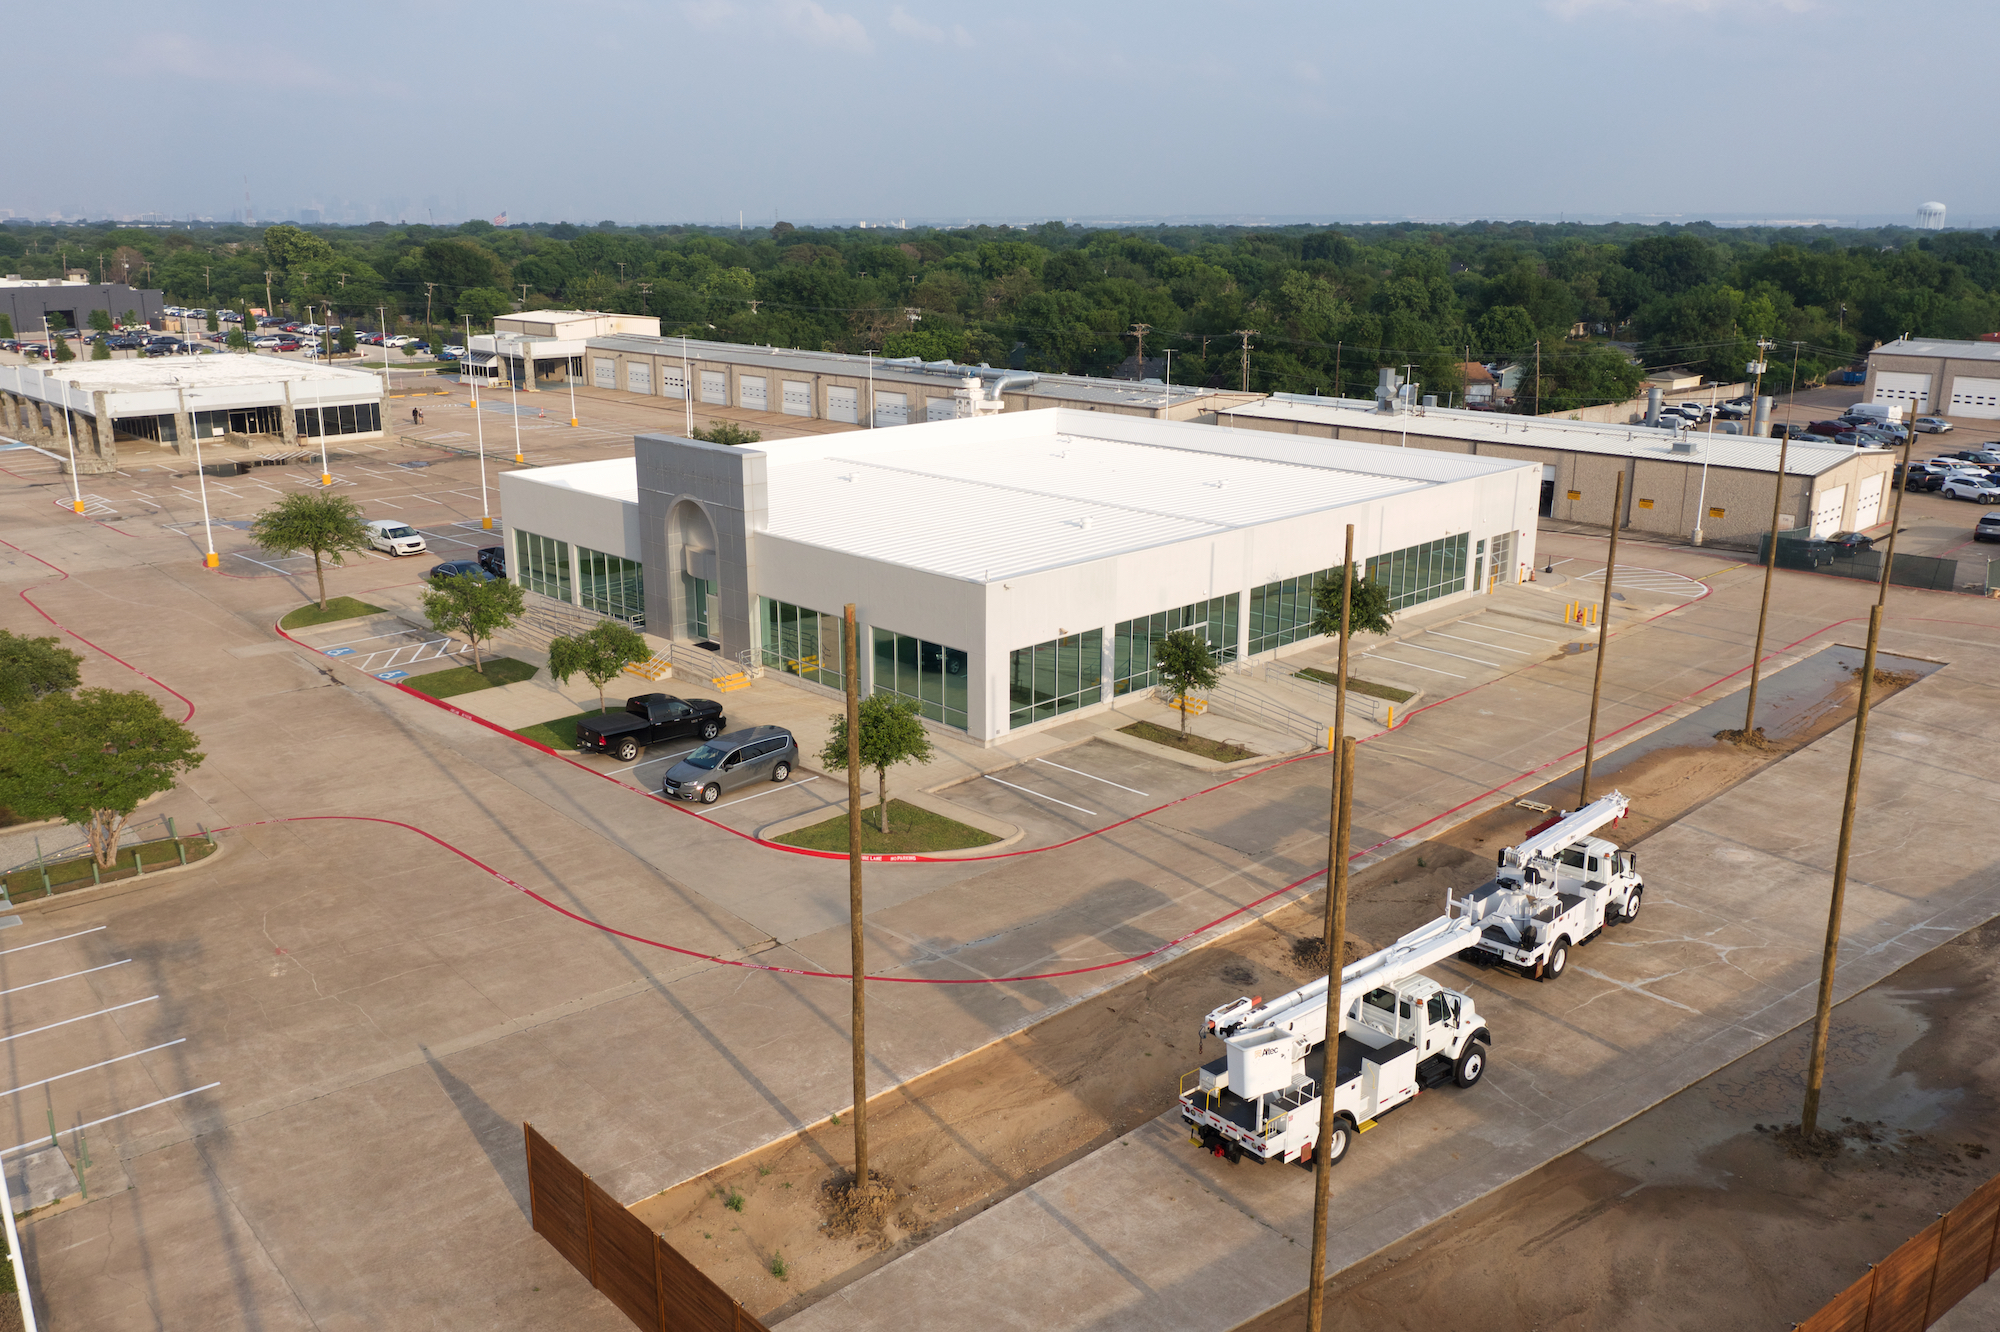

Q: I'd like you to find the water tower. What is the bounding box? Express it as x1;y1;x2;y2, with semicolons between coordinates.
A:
1917;201;1947;230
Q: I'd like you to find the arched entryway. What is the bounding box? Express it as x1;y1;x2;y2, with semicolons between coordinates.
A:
667;499;719;642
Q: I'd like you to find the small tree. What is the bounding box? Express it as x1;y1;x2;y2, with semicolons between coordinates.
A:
206;308;220;333
53;335;74;363
1154;629;1219;737
0;689;206;869
421;573;526;674
548;621;651;713
1309;564;1396;643
818;694;935;834
0;629;84;708
120;309;137;328
692;420;762;446
0;313;13;339
249;491;374;611
226;325;249;351
92;337;111;360
337;326;357;354
88;309;113;334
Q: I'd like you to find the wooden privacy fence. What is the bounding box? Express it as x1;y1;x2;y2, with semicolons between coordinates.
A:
524;1124;770;1332
1797;1168;2000;1330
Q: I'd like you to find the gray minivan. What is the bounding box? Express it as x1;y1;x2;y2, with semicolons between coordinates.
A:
661;725;799;804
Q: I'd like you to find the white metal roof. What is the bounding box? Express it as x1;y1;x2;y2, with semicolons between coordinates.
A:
505;456;639;504
0;355;381;395
1871;338;2000;363
1223;394;1883;479
752;410;1522;581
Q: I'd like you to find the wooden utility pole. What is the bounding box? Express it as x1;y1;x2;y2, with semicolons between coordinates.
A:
1305;524;1358;1332
1128;322;1152;375
1233;329;1257;392
1576;472;1624;805
1801;430;1913;1136
1739;338;1793;742
1533;339;1542;417
843;605;870;1189
1334;342;1342;399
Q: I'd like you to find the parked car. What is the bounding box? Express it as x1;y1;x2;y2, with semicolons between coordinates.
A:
1915;416;1953;434
1975;513;2000;544
250;335;280;348
1945;449;2000;466
383;335;412;347
19;343;48;359
1807;420;1850;438
1898;462;1947;491
274;338;301;352
1674;402;1712;422
143;340;189;357
426;559;491;583
660;726;798;804
1714;402;1750;420
1826;531;1875;552
1941;475;2000;503
574;693;727;763
365;519;428;556
475;545;506;577
441;343;465;356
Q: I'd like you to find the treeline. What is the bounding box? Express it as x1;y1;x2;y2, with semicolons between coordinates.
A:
6;217;1997;410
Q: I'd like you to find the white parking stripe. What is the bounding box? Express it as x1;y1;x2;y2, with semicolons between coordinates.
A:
0;1039;187;1101
983;775;1096;816
1428;630;1528;655
0;926;106;957
1405;641;1499;668
1466;621;1563;644
1361;653;1465;679
1034;757;1149;797
715;775;819;807
0;996;157;1046
0;958;129;999
606;746;698;775
0;1083;221;1159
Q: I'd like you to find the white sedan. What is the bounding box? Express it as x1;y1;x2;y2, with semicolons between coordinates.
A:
1941;475;2000;503
249;335;281;348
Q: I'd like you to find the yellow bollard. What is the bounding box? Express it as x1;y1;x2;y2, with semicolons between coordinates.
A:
481;515;494;531
203;553;219;568
1385;704;1395;729
71;499;85;514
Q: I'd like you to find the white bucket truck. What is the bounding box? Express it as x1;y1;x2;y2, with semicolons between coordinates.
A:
1454;791;1645;981
1180;914;1491;1168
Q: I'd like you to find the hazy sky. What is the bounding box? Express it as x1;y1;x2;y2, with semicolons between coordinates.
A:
13;0;1992;227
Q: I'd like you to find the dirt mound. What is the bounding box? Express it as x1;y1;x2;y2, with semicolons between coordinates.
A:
1853;665;1921;689
818;1170;899;1240
1288;935;1368;973
1714;726;1772;749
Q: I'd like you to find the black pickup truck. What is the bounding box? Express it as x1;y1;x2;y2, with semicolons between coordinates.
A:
574;694;726;762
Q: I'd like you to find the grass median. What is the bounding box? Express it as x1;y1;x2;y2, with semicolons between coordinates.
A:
1;836;217;900
1118;719;1259;763
516;708;614;751
403;657;538;698
773;799;999;855
1294;667;1412;704
280;597;385;630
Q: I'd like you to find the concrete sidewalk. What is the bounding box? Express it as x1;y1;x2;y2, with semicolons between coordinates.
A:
783;661;2000;1332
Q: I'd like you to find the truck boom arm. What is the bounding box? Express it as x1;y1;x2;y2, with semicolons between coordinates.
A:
1205;912;1480;1042
1498;791;1629;870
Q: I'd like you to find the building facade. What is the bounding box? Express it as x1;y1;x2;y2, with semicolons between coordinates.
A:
1217;395;1898;544
497;410;1541;745
0;276;165;338
1865;338;2000;420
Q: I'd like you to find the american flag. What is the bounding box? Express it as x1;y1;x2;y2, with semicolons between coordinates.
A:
491;211;508;226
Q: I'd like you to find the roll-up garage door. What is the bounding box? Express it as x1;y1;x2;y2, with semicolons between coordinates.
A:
1949;377;2000;420
873;391;908;427
1850;473;1884;530
626;361;651;395
1873;372;1931;411
781;380;811;416
700;370;727;405
1811;484;1846;537
926;397;960;421
739;375;767;411
593;357;616;389
826;386;858;423
661;366;687;399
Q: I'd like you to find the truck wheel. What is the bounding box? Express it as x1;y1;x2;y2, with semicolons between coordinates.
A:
699;721;719;740
1454;1044;1486;1088
1319;1122;1352;1166
1619;888;1643;923
701;784;720;804
771;761;791;782
1542;939;1569;981
614;738;640;762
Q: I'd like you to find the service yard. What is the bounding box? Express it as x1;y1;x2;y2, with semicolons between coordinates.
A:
1;397;1998;1331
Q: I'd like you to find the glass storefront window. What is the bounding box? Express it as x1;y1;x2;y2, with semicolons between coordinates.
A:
1112;594;1238;695
871;627;968;730
759;597;845;690
514;530;571;603
1366;534;1470;611
577;546;644;625
1008;630;1103;729
1247;567;1344;657
682;573;715;639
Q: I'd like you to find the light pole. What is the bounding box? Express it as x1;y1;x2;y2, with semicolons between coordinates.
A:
866;349;876;427
682;335;693;435
56;372;84;514
313;374;330;485
468;315;489;530
1163;347;1174;419
179;382;219;568
567;340;579;428
507;333;524;472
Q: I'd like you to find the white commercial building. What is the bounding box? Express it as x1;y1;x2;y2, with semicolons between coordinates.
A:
1866;337;2000;420
497;410;1540;745
0;356;387;473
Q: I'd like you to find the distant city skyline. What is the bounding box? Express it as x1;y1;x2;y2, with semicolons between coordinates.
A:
7;0;1991;227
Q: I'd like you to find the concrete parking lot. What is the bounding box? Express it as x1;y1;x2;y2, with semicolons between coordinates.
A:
2;407;1998;1330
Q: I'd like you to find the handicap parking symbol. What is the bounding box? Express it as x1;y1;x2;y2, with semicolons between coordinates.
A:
323;647;355;657
375;669;410;681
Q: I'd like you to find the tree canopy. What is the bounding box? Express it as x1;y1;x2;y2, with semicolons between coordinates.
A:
250;491;373;610
0;630;83;708
421;573;526;673
10;214;1997;404
1153;630;1219;737
818;694;935;834
548;621;651;713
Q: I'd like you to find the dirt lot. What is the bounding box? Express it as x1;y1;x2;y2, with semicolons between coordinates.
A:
1239;903;2000;1332
628;665;1914;1322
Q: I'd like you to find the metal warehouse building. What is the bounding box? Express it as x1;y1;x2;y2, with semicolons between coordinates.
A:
1864;338;2000;419
496;410;1540;745
0;274;166;339
468;312;1262;424
1215;395;1899;544
0;357;388;473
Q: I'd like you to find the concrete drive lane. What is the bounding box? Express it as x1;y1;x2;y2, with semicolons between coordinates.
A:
783;657;2000;1332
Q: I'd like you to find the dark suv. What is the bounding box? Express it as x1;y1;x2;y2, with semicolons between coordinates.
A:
661;726;799;804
